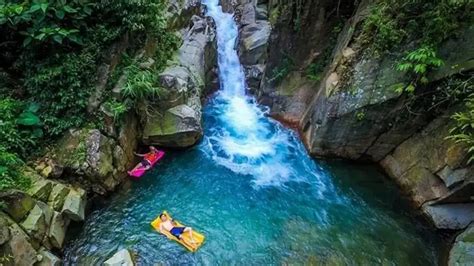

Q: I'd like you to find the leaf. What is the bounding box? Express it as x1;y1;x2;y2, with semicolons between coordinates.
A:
406;84;416;93
31;128;43;138
52;34;63;44
40;3;49;13
55;9;65;19
17;112;41;126
63;5;77;13
22;36;33;47
26;102;40;113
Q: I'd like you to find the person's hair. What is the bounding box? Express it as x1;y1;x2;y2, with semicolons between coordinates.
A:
160;213;165;219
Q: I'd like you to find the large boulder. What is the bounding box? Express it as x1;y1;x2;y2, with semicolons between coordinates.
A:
28;178;53;202
20;202;52;243
104;249;135;266
449;224;474;266
143;104;202;147
0;190;35;222
0;214;10;245
37;248;61;266
48;183;70;211
142;15;217;147
0;222;38;266
239;20;271;66
48;211;70;249
423;203;474;230
61;187;87;222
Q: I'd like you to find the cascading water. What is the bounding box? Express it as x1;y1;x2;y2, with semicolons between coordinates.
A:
63;1;441;264
203;0;321;188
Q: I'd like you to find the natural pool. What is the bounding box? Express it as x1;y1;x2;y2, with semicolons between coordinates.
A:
63;0;441;264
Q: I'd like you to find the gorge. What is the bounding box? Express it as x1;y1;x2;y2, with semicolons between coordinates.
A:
0;0;472;265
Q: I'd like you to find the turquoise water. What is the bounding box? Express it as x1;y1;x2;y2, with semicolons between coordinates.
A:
63;1;441;264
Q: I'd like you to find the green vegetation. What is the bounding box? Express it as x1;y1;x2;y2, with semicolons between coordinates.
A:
362;0;473;53
448;93;474;163
306;23;343;82
0;147;30;191
0;0;177;191
270;55;294;84
396;46;444;93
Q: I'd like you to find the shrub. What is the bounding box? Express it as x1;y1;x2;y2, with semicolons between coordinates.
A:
396;46;444;93
448;93;474;163
0;147;30;191
0;98;42;156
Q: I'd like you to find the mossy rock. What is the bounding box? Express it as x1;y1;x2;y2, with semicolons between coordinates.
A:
0;190;35;223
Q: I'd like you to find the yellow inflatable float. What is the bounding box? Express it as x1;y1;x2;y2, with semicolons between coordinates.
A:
151;211;205;252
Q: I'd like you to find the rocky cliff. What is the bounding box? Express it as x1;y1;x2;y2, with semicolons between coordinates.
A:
226;0;474;263
0;1;215;264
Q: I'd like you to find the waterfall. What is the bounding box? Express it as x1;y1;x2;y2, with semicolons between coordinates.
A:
202;0;324;188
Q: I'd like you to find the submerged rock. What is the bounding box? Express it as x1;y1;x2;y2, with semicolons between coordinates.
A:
104;249;134;266
37;248;62;266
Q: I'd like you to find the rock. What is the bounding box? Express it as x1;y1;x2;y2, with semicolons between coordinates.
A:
104;249;135;266
423;203;474;230
118;112;138;168
0;214;10;245
20;203;49;242
85;129;114;181
28;178;53;202
48;211;70;249
37;248;61;266
141;15;216;148
244;64;265;92
48;183;70;211
449;224;474;266
143;104;203;148
239;3;256;26
0;190;35;222
256;5;268;20
239;20;271;65
61;187;87;222
437;166;470;188
0;223;38;266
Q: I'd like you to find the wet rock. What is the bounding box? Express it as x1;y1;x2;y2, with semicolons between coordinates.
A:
0;190;35;222
48;211;70;249
256;5;268;20
240;3;256;26
104;249;134;266
61;187;87;221
37;248;61;266
118;112;138;168
449;224;474;266
423;203;474;230
239;20;271;65
244;64;265;92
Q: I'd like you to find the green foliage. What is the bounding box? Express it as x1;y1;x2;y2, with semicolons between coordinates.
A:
448;93;474;163
0;0;93;47
0;98;42;156
355;111;366;121
362;0;473;53
103;99;129;121
122;64;168;100
270;55;294;84
0;147;30;191
396;46;444;93
22;51;96;136
306;23;343;81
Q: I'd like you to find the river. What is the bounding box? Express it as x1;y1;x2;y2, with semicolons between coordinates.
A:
63;0;441;264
